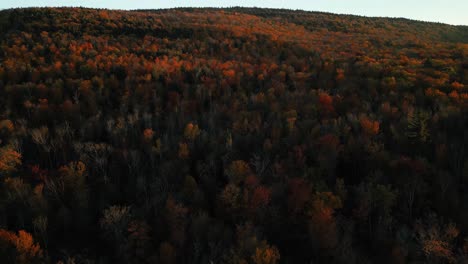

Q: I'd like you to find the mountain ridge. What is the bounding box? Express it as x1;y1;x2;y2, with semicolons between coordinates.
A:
1;7;467;44
2;6;468;27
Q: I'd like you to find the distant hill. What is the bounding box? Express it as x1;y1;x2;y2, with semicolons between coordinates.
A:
148;7;468;43
0;7;467;264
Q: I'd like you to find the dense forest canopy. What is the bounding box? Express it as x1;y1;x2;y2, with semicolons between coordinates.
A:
0;7;467;263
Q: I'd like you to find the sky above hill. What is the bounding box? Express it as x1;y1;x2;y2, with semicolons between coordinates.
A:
1;0;467;26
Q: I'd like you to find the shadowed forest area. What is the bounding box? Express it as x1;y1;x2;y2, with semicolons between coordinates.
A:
0;7;467;263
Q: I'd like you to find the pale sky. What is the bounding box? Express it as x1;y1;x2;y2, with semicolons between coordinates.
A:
0;0;467;26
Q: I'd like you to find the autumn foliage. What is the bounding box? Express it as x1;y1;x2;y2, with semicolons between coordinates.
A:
0;229;42;263
0;147;22;175
0;6;466;264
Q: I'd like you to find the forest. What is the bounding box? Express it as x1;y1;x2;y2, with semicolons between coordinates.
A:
0;7;467;263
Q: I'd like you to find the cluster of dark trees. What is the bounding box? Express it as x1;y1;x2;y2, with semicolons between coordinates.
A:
0;7;467;264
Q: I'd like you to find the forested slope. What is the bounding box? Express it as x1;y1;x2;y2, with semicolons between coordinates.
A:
0;7;467;263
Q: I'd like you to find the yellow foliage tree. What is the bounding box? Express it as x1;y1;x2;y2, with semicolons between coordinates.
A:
184;123;200;141
416;220;459;263
178;142;189;159
153;138;162;157
252;244;280;264
226;160;252;184
0;146;22;175
59;161;86;181
220;183;242;211
53;161;88;208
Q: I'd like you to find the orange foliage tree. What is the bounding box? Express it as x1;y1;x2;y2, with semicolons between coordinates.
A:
0;147;22;175
0;229;43;263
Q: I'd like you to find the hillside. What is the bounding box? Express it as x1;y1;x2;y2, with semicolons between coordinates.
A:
0;7;467;263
